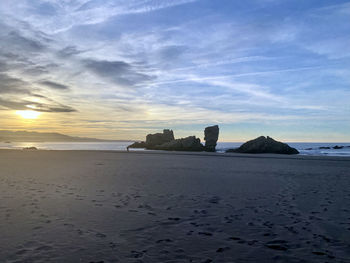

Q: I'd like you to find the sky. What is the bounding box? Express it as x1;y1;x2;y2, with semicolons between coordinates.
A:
0;0;349;142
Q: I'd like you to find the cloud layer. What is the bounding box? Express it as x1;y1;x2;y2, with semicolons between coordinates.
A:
0;0;349;141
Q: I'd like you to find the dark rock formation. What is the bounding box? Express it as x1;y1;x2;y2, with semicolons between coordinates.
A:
153;136;204;151
127;129;174;149
23;147;37;150
333;145;344;149
146;129;175;147
127;141;147;148
226;136;299;155
127;126;220;152
204;125;219;152
319;146;331;149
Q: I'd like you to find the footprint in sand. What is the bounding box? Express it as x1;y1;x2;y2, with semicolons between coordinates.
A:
95;232;107;238
34;245;53;251
216;247;230;253
208;196;221;204
198;232;213;236
129;250;144;258
168;216;180;220
265;240;289;251
15;249;29;256
156;239;173;243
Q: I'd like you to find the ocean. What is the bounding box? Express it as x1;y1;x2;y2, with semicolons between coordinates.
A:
1;141;350;157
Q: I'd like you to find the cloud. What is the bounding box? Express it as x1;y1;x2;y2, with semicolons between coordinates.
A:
0;97;76;113
168;56;275;72
0;20;53;78
0;73;32;94
57;46;83;58
157;45;188;64
0;61;7;72
39;80;70;90
23;65;50;76
314;2;350;14
304;37;350;59
0;0;200;33
0;73;75;112
5;31;46;53
83;59;154;87
145;66;323;87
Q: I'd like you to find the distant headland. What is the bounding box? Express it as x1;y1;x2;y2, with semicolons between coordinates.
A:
0;130;127;143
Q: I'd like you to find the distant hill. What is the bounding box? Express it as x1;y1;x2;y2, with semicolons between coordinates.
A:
0;130;128;142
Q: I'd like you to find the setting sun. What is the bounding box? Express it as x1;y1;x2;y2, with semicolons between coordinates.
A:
16;110;41;119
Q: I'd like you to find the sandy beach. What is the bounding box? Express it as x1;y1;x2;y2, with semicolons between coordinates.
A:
0;149;350;263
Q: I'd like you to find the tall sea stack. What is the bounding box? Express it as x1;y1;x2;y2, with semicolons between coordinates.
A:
204;125;219;152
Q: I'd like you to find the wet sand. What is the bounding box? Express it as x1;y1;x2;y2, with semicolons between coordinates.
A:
0;149;350;263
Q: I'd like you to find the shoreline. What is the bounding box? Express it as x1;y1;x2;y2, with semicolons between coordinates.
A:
2;141;350;158
2;148;350;161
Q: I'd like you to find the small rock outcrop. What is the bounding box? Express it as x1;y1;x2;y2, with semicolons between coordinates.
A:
153;136;204;151
23;147;38;150
145;129;175;147
204;125;219;152
333;145;344;149
226;136;299;155
127;141;147;148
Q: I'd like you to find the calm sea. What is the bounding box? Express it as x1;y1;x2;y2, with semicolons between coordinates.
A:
1;141;350;157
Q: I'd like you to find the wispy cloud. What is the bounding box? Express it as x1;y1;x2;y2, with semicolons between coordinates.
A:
0;95;76;113
145;66;324;87
0;73;31;94
39;80;70;90
83;59;154;87
0;0;201;33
